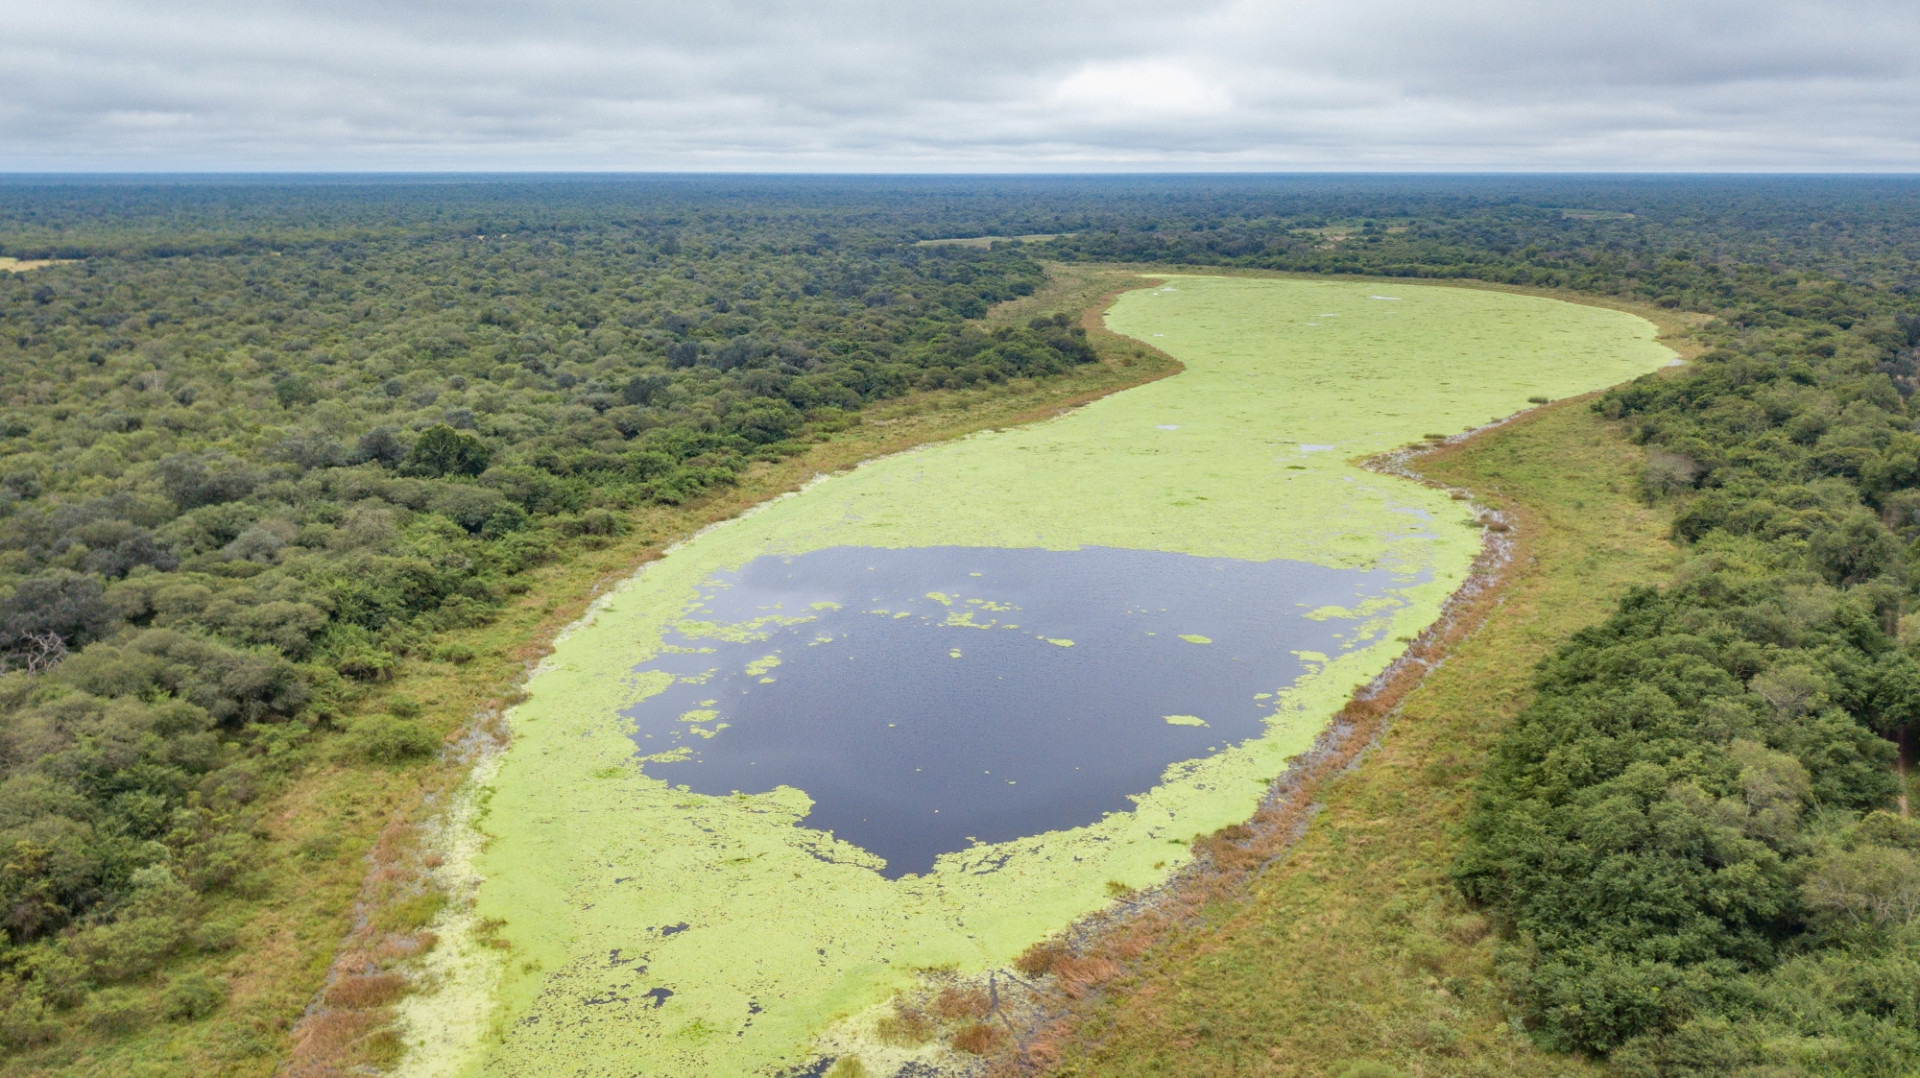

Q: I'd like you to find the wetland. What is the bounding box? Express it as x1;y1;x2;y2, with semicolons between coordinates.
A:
402;275;1674;1077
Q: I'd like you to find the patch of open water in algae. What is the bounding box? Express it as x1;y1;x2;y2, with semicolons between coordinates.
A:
393;276;1677;1078
630;545;1409;877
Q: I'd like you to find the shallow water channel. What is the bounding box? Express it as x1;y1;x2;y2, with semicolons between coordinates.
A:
396;276;1676;1078
629;545;1410;877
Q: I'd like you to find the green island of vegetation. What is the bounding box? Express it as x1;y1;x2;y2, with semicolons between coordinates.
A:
0;176;1916;1078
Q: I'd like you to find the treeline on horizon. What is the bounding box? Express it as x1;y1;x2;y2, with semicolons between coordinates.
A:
1;175;1918;1074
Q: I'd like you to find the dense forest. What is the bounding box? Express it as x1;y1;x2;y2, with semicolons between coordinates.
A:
2;175;1919;1074
0;179;1101;1055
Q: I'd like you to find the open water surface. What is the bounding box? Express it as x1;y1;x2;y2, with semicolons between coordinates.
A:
626;545;1408;877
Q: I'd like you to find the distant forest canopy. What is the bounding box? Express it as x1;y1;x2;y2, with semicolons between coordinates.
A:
0;174;1918;1071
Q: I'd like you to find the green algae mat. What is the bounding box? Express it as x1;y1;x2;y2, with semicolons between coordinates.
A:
393;276;1674;1077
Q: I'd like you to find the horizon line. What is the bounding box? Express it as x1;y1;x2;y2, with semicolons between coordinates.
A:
2;168;1919;180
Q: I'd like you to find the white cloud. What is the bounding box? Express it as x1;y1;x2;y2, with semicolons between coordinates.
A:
0;0;1915;169
1051;62;1232;120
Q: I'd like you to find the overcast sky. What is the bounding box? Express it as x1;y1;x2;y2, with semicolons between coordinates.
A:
3;0;1917;171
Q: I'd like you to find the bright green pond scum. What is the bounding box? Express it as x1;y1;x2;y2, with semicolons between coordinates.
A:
394;277;1673;1077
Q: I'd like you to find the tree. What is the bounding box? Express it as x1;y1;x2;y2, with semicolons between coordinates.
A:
0;570;113;653
404;425;490;478
354;426;408;467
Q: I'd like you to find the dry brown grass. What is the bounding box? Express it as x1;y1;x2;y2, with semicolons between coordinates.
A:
283;1010;383;1077
322;974;404;1010
1014;941;1067;977
933;986;992;1022
952;1022;1008;1055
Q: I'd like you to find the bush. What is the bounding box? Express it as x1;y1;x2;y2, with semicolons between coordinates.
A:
75;912;188;983
84;987;147;1035
342;715;438;764
191;918;241;953
433;643;476;665
324;972;405;1009
0;987;58;1051
159;971;226;1022
1013;939;1065;976
562;507;622;538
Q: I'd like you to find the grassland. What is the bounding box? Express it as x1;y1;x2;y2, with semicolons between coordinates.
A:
1026;396;1681;1078
0;256;73;272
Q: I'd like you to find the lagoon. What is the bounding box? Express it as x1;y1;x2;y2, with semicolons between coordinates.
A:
397;276;1675;1078
627;544;1411;877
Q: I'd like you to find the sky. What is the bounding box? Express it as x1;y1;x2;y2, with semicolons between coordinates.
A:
3;0;1917;172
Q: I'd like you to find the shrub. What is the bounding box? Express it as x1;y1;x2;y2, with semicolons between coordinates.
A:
75;912;188;983
726;398;802;444
159;971;227;1021
873;1001;934;1045
561;507;622;538
191;919;241;953
0;569;113;651
84;987;147;1035
1801;845;1920;932
433;643;476;665
185;833;259;893
0;987;58;1051
1642;450;1701;499
343;715;438;764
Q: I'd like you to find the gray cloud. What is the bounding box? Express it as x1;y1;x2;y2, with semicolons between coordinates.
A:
2;0;1916;169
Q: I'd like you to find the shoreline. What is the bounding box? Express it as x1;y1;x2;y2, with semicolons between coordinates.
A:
286;271;1191;1076
976;403;1546;1075
320;271;1675;1078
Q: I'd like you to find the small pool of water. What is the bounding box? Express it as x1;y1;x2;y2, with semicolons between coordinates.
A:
626;545;1407;877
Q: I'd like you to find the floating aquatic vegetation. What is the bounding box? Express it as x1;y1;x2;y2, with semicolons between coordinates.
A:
405;276;1673;1078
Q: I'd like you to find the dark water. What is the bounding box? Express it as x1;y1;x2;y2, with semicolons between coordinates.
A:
625;545;1406;877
